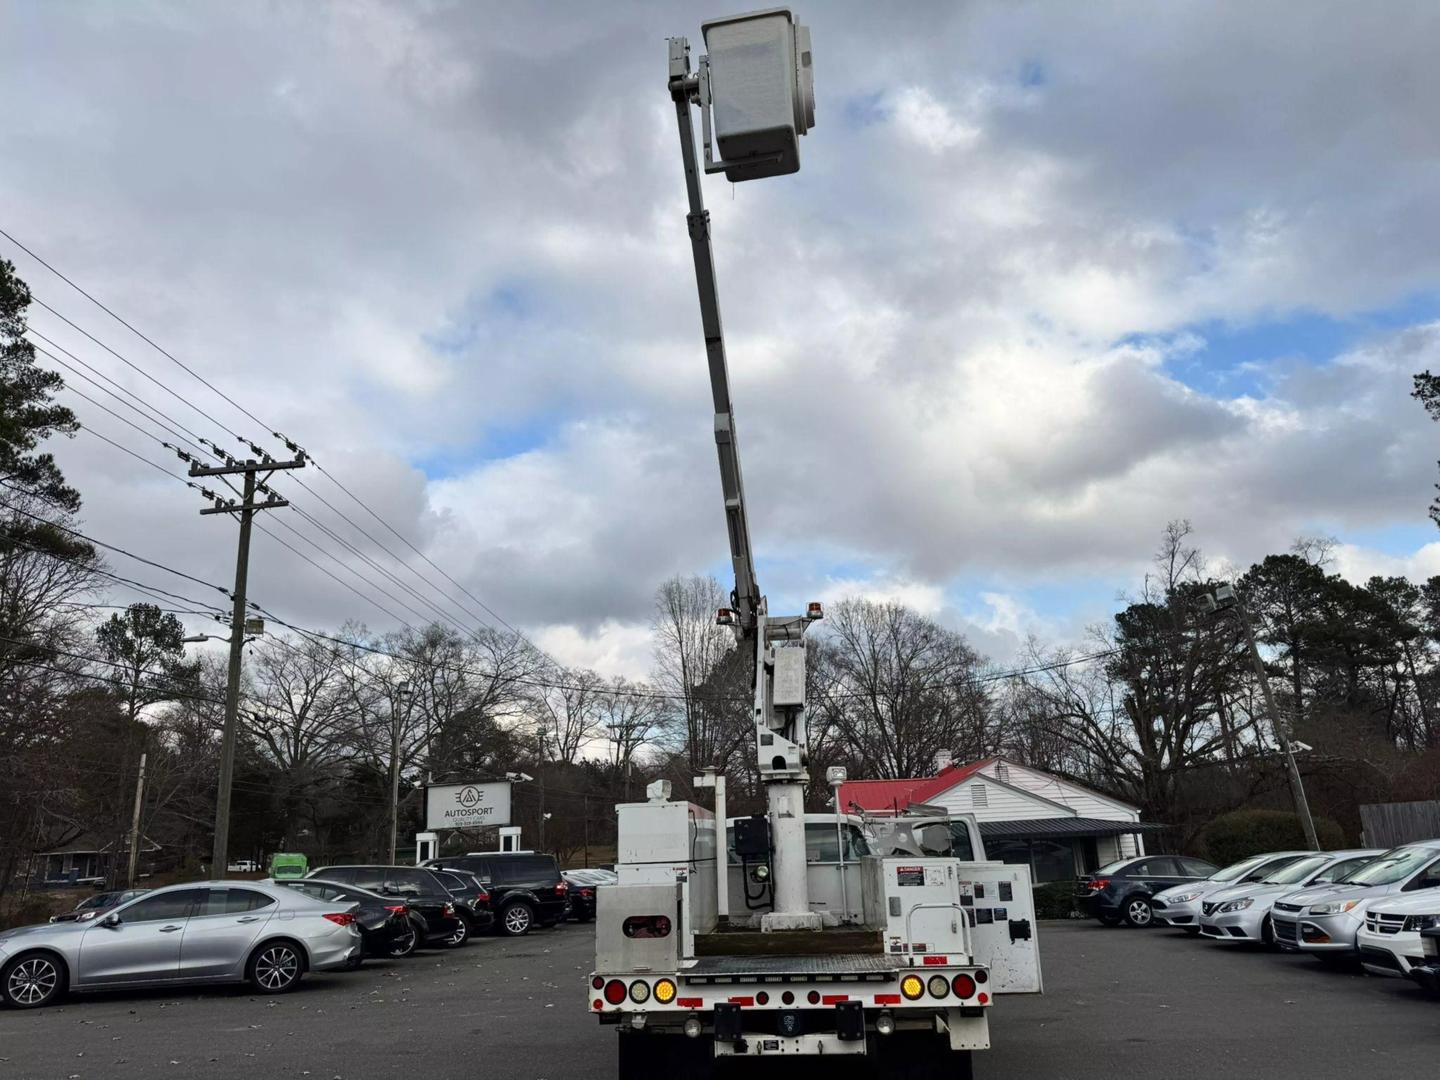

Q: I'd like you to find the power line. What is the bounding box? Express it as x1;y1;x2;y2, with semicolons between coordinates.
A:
3;227;539;654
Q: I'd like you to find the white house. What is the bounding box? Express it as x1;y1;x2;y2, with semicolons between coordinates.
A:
838;756;1160;883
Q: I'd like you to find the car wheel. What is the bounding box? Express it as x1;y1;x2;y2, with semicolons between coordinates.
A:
500;901;534;936
2;952;66;1009
442;919;469;948
247;941;305;994
387;923;418;958
1122;896;1154;928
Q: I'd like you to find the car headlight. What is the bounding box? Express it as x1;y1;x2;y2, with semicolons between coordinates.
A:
1308;899;1361;916
1167;892;1200;904
1218;898;1254;913
1405;914;1440;932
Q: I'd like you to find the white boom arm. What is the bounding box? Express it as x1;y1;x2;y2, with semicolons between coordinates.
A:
668;26;821;931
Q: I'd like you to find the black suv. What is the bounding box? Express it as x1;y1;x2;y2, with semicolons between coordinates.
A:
309;865;466;947
1076;855;1219;927
423;853;568;936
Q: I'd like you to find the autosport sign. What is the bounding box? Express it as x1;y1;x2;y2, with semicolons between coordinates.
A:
425;781;512;830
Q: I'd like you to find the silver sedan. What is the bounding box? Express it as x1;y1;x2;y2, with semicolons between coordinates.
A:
0;880;362;1009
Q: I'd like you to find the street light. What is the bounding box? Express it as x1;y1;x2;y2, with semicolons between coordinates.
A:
1198;583;1320;850
388;680;413;865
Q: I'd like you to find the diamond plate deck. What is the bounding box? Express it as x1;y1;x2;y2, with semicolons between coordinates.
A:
683;953;900;978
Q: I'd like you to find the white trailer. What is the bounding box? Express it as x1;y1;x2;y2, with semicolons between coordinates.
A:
589;11;1042;1076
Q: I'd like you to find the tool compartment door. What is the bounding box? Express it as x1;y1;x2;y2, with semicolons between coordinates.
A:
957;863;1043;993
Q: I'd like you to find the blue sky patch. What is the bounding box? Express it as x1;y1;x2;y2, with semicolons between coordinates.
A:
1138;290;1440;398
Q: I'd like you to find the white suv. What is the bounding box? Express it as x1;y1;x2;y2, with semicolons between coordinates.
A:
1356;887;1440;976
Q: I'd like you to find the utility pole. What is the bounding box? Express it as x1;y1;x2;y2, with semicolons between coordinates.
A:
1237;606;1322;851
388;681;413;865
1200;584;1321;851
190;448;306;876
126;752;147;887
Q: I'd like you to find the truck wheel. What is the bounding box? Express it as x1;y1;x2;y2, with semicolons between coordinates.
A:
618;1032;711;1078
880;1034;972;1080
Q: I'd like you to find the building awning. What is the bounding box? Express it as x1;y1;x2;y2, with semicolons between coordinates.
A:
979;817;1167;840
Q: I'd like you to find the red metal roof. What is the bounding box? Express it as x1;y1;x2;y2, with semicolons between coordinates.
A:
839;758;997;814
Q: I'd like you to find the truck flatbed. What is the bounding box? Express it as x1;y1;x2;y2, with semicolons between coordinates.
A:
683;953;898;979
693;927;884;957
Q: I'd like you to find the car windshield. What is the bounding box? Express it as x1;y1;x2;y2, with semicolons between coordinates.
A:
1263;855;1329;885
1210;853;1272;882
1339;847;1435;886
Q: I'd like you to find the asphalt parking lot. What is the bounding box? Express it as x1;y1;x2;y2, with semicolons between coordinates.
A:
1;920;1436;1080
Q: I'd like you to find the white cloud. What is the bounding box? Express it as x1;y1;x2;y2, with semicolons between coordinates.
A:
4;0;1440;666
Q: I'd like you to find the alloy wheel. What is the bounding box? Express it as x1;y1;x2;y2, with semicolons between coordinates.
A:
254;945;300;991
389;924;418;957
7;957;59;1007
1127;899;1152;926
446;920;469;947
503;904;533;935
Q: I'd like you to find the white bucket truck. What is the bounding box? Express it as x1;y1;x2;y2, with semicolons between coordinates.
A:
587;11;1041;1075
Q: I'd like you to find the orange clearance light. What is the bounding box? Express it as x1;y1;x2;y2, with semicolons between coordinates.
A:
653;978;678;1004
900;974;925;1001
716;608;737;626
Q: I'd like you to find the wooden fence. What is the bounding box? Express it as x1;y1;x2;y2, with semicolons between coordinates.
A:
1359;801;1440;847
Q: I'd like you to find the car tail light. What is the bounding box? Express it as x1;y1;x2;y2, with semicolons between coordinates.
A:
477;891;490;903
442;903;455;917
623;915;672;939
581;888;594;899
556;882;569;895
603;979;628;1005
952;974;977;999
323;912;356;927
384;904;407;915
1088;878;1110;891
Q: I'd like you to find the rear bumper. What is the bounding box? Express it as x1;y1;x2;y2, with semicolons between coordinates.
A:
308;927;363;972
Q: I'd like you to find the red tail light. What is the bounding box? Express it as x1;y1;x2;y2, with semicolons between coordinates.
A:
384;904;407;914
1088;878;1110;891
603;979;628;1005
475;893;488;905
952;974;977;999
581;888;594;898
323;912;356;927
442;903;455;917
556;882;569;895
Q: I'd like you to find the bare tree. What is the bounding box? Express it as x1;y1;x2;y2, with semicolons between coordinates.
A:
809;598;992;780
531;667;606;764
651;575;750;773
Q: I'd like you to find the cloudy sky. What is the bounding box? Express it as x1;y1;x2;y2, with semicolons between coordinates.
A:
4;0;1440;676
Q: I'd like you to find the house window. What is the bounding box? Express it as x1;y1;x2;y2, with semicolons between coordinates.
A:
972;783;988;808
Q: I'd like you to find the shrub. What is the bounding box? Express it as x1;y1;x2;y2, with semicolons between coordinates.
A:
1198;809;1346;867
1032;879;1078;919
